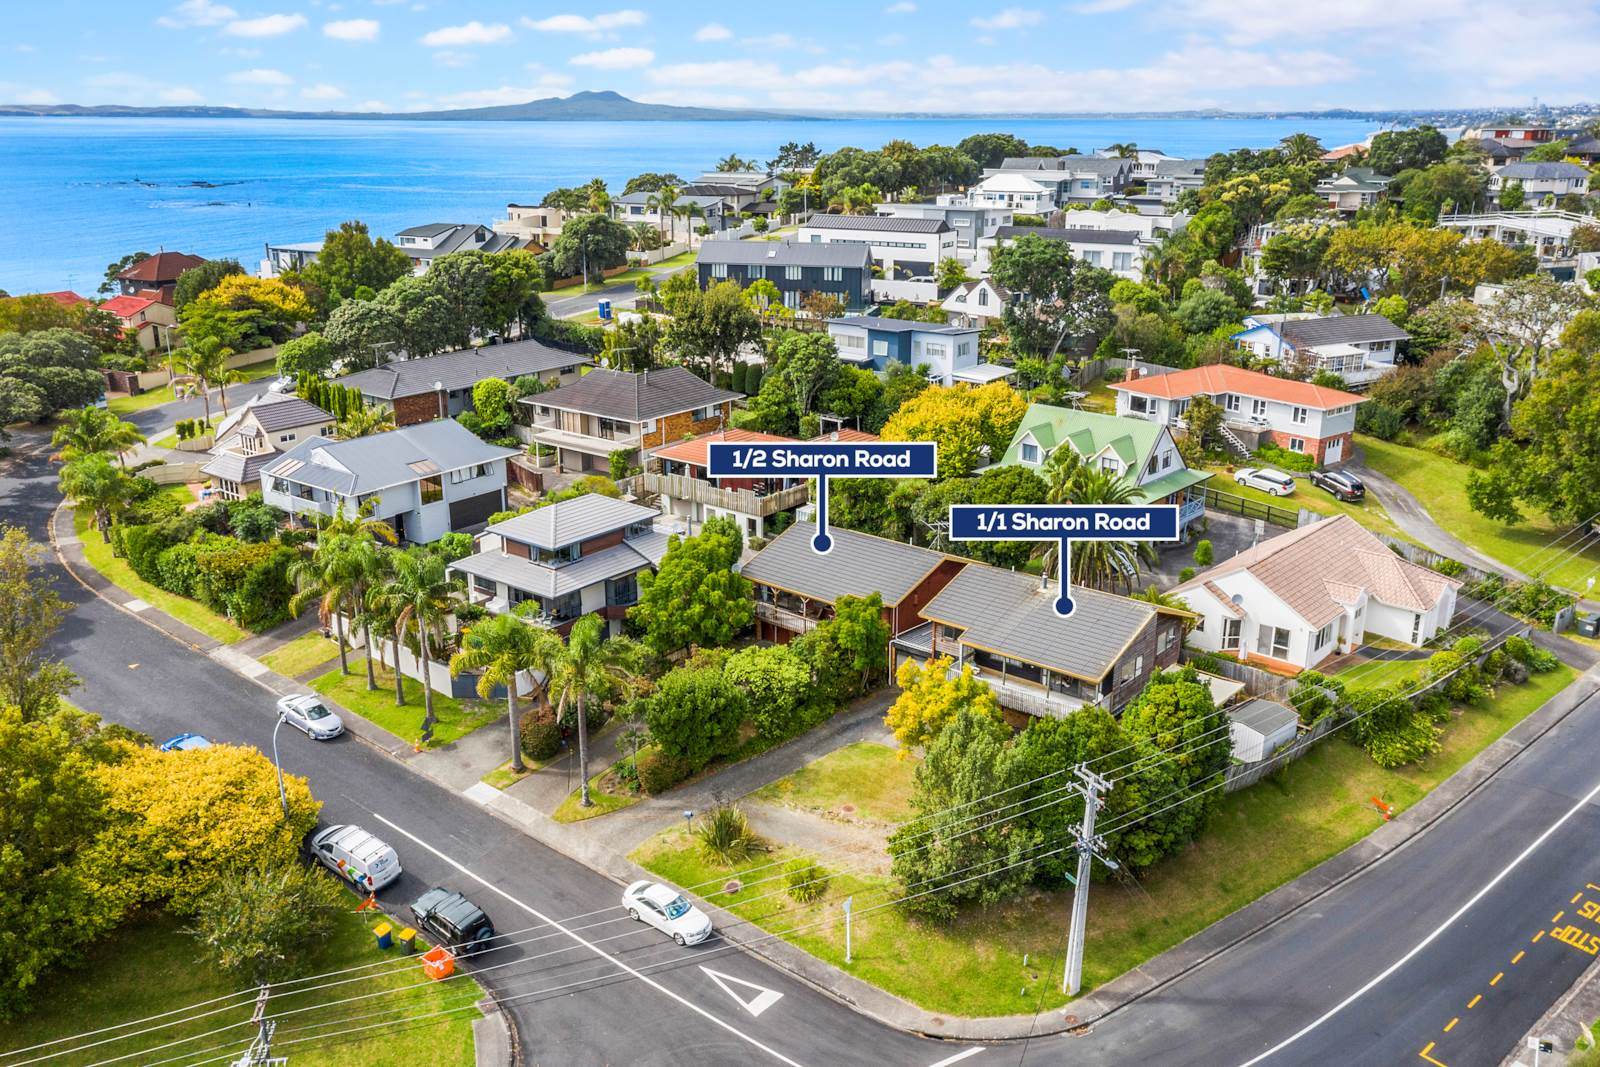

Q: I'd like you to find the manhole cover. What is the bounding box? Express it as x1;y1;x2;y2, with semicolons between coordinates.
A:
723;880;743;894
840;803;857;815
1061;1014;1079;1025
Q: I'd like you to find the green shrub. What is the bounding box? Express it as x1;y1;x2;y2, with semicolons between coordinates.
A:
154;541;205;598
725;644;819;743
636;749;691;795
119;522;184;579
1502;634;1559;673
694;805;761;865
229;545;296;631
1433;558;1466;578
1179;566;1197;582
731;362;748;394
1253;444;1317;473
784;859;830;903
1193;539;1214;567
518;713;563;761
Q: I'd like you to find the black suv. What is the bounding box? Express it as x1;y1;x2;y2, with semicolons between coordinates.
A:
410;888;496;954
1310;469;1365;501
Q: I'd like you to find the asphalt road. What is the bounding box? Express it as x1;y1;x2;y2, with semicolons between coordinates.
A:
9;413;1600;1066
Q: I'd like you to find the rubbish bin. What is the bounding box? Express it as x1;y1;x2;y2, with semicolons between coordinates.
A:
1579;614;1600;638
598;299;612;321
397;927;418;954
372;922;392;950
422;945;455;981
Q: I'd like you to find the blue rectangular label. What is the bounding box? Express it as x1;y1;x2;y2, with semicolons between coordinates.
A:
949;504;1181;541
706;441;937;479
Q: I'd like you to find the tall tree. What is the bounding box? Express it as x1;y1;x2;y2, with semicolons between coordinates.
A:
989;233;1112;360
303;221;413;301
324;297;405;367
629;516;753;655
289;534;363;677
49;406;145;468
57;453;133;543
665;280;762;380
1468;273;1591;425
646;185;680;242
546;614;645;807
100;251;150;295
0;526;78;719
450;613;563;773
545;213;633;285
173;258;246;311
1277;132;1325;166
372;549;462;742
170;336;234;424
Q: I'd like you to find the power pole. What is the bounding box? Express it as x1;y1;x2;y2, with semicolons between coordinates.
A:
1063;764;1118;996
231;986;287;1067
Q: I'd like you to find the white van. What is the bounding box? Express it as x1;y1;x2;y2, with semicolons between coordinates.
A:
310;824;403;892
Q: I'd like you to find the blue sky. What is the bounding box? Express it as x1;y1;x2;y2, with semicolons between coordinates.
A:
4;1;1598;114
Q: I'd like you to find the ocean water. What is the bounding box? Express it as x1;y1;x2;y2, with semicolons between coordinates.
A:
0;116;1379;295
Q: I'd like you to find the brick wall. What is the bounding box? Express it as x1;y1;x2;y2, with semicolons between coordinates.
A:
1263;428;1350;466
392;391;443;427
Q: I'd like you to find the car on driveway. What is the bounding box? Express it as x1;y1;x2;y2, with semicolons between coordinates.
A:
275;694;345;740
1310;468;1365;501
622;880;714;946
410;888;496;954
1234;467;1297;497
158;732;213;752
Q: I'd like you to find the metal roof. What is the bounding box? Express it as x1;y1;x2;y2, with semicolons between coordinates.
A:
1256;313;1410;348
1229;698;1299;737
694;240;871;269
524;366;739;423
1498;161;1591;180
802;214;951;234
199;450;278;485
452;538;657;599
338;339;591;401
396;222;459;237
486;494;660;550
921;565;1157;682
826;315;976;337
742;522;949;607
262;419;516;496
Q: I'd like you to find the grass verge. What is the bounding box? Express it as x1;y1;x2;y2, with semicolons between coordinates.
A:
0;906;481;1067
753;742;913;823
311;658;500;747
482;759;536;790
634;666;1574;1016
72;505;247;645
260;631;341;678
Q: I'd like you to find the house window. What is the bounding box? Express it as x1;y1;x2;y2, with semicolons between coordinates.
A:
977;288;989;306
1314;622;1334;650
692;405;719;421
1288;438;1305;453
1292;406;1308;424
1020;442;1040;464
711;263;728;279
785;265;802;280
1257;625;1291;660
838;333;865;351
419;475;443;505
1222;618;1240;650
871;339;889;357
1251;398;1267;418
473;574;495;596
1129;394;1150;414
1157;627;1177;654
1082;251;1102;267
1411;613;1423;643
823;266;843;282
1224;393;1241;413
1194;615;1205;633
1113;252;1133;271
279;432;296;443
538;543;580;565
748;265;764;280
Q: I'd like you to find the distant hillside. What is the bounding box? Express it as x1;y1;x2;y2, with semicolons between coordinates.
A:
0;90;814;123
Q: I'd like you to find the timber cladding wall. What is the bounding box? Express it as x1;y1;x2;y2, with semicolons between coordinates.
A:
642;405;732;449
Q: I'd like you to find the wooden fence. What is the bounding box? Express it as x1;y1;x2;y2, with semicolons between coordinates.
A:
1202;486;1300;529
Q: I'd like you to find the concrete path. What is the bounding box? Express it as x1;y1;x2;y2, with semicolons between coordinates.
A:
502;718;625;812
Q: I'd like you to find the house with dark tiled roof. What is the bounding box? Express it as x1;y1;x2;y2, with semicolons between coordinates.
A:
1490;161;1591;205
796;214;957;279
1233;312;1411;387
114;251;206;304
336;339;591;427
1173;514;1460;672
980;224;1146;278
201;392;335;501
1316;167;1392;215
824;316;1003;387
392;223;535;274
522;365;740;474
695;240;871;311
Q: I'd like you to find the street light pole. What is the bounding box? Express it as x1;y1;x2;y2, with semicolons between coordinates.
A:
271;713;290;820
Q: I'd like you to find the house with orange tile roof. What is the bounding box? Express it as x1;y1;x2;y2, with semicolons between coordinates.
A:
642;427;810;541
1172;514;1460;672
1109;363;1366;466
38;290;91;309
99;294;178;351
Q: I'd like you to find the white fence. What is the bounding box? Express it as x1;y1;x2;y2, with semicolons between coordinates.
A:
871;278;940;303
334;611;537;701
628;241;689;266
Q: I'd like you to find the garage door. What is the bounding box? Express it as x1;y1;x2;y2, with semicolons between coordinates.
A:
449;489;503;530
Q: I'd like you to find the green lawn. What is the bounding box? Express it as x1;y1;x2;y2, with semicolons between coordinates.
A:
0;906;481;1066
1359;435;1600;593
311;658;501;747
482;759;536;790
1077;375;1119;414
108;384;178;415
1333;649;1430;691
552;734;643;822
73;503;248;645
260;631;341;678
634;666;1574;1016
1204;463;1417;545
754;742;914;823
647;250;698;270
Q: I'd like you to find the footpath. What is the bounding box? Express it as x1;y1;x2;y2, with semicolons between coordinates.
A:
51;497;1600;1044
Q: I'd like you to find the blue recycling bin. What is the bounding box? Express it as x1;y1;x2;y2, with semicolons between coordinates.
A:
372;922;393;950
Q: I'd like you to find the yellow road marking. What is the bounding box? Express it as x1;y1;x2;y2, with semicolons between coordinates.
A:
1512;950;1525;965
1491;972;1504;986
1444;1017;1459;1033
1574;892;1584;904
1468;994;1483;1009
1534;931;1545;943
1554;911;1566;923
1420;1041;1449;1066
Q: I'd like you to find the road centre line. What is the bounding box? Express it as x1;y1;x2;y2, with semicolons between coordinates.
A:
369;813;807;1067
1467;994;1482;1009
1237;773;1600;1067
925;1050;985;1067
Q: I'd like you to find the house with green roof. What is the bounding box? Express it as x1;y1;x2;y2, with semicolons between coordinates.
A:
988;403;1211;535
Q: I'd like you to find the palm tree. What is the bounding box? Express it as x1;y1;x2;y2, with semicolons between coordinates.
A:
336;405;396;440
58;453;134;542
449;614;564;773
1278;132;1325;166
715;153;753;172
374;549;462;743
1106;142;1139;160
51;406;145;468
673;201;704;240
546;615;645;807
170;335;234;425
647;185;680;243
288;533;362;676
586;182;611;215
1060;469;1152;591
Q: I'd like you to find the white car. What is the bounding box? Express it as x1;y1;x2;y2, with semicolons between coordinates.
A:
1234;467;1296;497
266;375;297;394
276;693;345;740
622;880;713;946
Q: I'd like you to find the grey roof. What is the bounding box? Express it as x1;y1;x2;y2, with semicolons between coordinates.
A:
525;365;739;422
200;450;278;485
1498;161;1591;180
1153;158;1206;177
338;339;591;401
695;240;870;269
920;564;1157;683
613;191;724;209
994;225;1139;245
802;214;951;234
397;223;458;238
998;156;1129;175
452;539;657;599
827;315;976;337
1229;698;1299;737
486;494;659;550
247;394;333;432
742;522;949;607
262;419;516;496
1275;313;1410;347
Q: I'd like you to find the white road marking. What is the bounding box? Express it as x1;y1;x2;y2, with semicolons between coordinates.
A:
925;1050;984;1067
462;781;500;805
124;598;151;613
700;965;783;1018
1238;772;1600;1066
370;813;806;1067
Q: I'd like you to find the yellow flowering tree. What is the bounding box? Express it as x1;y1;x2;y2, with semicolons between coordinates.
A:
879;380;1027;477
884;655;1002;754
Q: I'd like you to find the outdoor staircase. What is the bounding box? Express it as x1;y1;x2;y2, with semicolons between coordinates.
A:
1218;423;1251;458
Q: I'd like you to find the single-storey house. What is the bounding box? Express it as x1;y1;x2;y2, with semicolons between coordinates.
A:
1233;312;1410;387
336;340;591;426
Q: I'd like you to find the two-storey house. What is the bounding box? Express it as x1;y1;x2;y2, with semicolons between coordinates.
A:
99;294;178;351
113;251;206;303
979;225;1144;278
940;278;1012;329
1110;364;1366;465
1316;167;1392;215
201;392;335;501
337;339;591;426
1232;312;1411;387
985;156;1133;207
968;173;1054;212
393;223;532;274
260;419;516;544
524;366;740;474
875;199;1015;251
611;192;728;237
643;428;810;541
260;240;322;278
826;317;1010;387
695;241;871;312
1490;161;1591;205
450;494;670;636
797;215;957;279
492;203;577;248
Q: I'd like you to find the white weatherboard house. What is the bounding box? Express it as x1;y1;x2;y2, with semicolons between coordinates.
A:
1232;312;1411;388
1173;515;1461;671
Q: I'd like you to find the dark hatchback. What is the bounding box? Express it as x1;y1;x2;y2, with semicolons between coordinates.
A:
1310;469;1366;501
410;888;496;954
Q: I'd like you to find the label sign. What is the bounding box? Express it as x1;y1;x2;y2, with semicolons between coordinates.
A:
708;441;937;555
948;504;1180;618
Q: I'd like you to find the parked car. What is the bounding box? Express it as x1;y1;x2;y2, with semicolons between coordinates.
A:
275;694;345;740
1310;469;1365;501
310;824;403;892
1234;467;1296;497
266;375;297;394
622;880;714;947
410;888;496;954
158;732;213;752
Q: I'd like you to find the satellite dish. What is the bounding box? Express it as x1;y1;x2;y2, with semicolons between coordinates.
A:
1231;593;1244;606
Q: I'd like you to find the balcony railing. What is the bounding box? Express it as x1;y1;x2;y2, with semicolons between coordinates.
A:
532;424;642;454
948;660;1099;720
755;600;828;633
641;472;810;517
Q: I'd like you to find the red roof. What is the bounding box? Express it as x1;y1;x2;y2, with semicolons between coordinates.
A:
652;428;798;467
115;251;206;284
810;428;879;443
1108;364;1365;411
100;295;159;320
38;290;90;308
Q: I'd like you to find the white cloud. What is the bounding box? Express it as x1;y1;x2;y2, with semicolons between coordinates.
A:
420;21;511;46
522;10;647;33
224;13;308;37
694;23;733;41
300;83;345;99
3;87;60;105
156;0;238;28
15;43;37;53
322;18;378;40
884;1;916;11
227;67;294;85
645;59;782;88
161;86;203;103
522;64;576;88
970;7;1042;28
432;85;572;108
741;33;796;48
83;71;207;104
569;46;654;69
